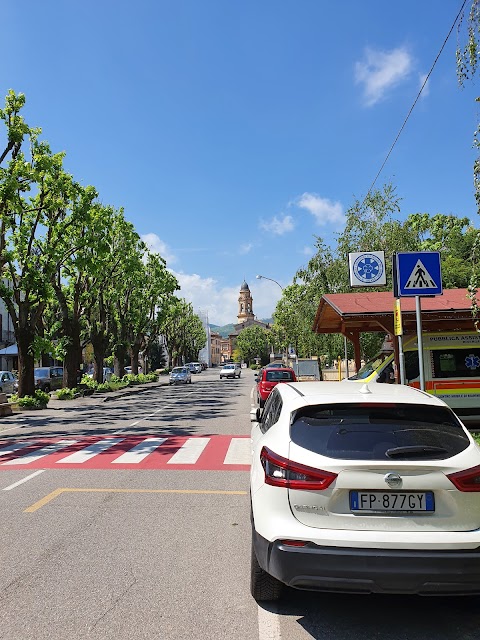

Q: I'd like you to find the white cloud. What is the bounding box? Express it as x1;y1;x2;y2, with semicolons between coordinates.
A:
260;214;295;235
296;192;345;225
419;72;430;98
301;245;315;257
171;271;281;326
239;242;253;254
355;46;413;106
141;233;177;265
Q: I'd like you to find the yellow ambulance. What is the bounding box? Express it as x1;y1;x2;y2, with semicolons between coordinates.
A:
348;332;480;425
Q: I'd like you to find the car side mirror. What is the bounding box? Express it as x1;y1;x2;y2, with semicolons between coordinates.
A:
250;408;263;422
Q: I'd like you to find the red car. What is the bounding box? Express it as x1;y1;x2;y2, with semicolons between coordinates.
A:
255;366;297;407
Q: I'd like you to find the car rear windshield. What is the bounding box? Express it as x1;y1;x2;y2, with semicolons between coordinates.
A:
34;368;49;378
265;370;294;382
290;402;469;460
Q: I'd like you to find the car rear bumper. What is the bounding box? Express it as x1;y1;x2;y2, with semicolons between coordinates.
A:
253;530;480;595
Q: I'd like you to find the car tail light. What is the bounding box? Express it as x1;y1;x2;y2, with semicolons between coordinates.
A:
279;540;308;547
260;447;337;490
447;465;480;492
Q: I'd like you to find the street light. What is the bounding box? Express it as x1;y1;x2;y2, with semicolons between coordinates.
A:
256;274;283;291
256;274;286;363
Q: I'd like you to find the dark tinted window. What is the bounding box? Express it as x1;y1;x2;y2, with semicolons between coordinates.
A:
260;390;283;433
265;370;294;382
431;348;480;379
290;403;469;461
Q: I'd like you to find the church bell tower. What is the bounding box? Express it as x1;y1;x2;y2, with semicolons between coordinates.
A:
237;280;254;324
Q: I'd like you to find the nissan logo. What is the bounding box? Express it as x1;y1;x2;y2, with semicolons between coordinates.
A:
384;472;402;488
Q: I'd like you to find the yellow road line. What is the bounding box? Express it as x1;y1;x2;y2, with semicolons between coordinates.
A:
24;487;248;513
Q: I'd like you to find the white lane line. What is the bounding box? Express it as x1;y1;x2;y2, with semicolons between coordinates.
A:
2;440;75;465
0;424;28;434
258;605;282;640
113;406;170;434
0;441;38;457
224;438;251;465
3;470;45;491
112;438;167;464
167;438;210;464
58;438;124;464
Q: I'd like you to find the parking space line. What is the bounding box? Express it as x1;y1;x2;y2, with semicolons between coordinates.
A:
3;470;46;491
25;487;248;512
258;605;282;640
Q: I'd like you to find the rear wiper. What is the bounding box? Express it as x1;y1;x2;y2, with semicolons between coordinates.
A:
386;445;448;458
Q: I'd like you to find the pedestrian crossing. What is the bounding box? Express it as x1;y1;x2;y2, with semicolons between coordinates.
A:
0;435;251;470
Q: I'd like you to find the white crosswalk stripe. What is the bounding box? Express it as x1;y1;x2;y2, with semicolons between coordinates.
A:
167;437;210;464
2;440;76;465
59;438;124;464
0;441;38;457
112;438;167;464
223;438;251;465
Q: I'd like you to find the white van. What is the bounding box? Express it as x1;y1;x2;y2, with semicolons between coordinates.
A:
349;332;480;424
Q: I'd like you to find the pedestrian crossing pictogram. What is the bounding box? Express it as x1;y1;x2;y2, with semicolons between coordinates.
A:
0;435;251;470
404;259;438;290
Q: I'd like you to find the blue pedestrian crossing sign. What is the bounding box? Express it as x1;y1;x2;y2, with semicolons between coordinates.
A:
395;251;442;297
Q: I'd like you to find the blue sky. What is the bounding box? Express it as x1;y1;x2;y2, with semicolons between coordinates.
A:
2;0;478;325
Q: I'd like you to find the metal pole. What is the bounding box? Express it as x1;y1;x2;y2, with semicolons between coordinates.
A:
398;334;406;385
415;295;425;391
344;336;349;378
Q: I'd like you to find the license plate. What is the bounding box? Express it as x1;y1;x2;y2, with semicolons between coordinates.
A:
350;491;435;513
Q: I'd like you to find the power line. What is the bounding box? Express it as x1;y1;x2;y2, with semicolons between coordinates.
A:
363;0;468;204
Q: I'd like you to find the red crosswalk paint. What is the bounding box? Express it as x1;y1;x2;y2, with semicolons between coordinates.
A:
0;435;251;470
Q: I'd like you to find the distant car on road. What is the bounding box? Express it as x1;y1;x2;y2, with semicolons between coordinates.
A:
0;371;18;395
220;363;241;379
186;362;202;374
169;367;192;385
34;366;64;393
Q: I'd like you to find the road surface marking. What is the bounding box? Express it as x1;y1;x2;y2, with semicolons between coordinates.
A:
59;438;124;464
0;441;38;457
258;605;282;640
113;406;170;434
224;438;251;465
167;437;210;464
3;470;45;491
112;438;167;464
2;440;75;465
25;487;248;512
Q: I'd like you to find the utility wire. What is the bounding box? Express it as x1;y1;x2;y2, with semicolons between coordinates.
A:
363;0;468;204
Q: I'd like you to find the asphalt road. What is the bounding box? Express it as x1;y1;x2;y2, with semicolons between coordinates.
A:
1;369;480;640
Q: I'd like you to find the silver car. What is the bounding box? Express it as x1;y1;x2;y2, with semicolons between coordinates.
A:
169;367;192;385
0;371;17;395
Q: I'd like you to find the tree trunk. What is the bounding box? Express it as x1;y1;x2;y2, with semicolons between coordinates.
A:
91;332;107;384
17;327;36;397
114;343;128;377
63;319;82;388
131;346;140;374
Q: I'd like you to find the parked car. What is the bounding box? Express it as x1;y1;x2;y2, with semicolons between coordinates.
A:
86;367;113;382
169;366;192;385
0;371;18;395
250;380;480;601
185;362;202;374
220;363;241;379
255;366;296;407
34;366;64;393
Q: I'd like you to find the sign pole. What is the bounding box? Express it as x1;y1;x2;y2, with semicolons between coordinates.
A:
415;295;426;391
394;297;406;385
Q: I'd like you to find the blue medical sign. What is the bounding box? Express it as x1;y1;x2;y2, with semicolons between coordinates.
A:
395;251;442;297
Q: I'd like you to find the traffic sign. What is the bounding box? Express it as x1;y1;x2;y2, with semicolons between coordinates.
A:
349;251;386;287
395;251;442;297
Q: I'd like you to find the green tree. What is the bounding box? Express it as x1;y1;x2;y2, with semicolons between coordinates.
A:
236;325;269;365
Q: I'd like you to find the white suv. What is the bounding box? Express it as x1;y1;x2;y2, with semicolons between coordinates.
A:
250;381;480;601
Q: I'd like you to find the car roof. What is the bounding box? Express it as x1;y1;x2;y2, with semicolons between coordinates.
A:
274;380;451;410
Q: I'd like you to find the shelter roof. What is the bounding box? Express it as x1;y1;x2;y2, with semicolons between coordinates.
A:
312;288;480;336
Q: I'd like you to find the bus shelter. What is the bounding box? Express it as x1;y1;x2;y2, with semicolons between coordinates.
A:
312;288;480;376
